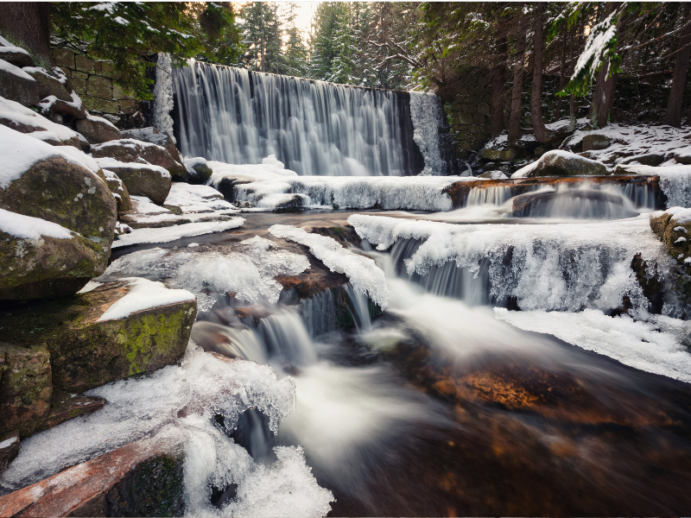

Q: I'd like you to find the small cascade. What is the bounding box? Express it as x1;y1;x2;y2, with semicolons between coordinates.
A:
511;185;640;219
467;185;515;206
343;284;373;331
300;288;338;338
257;310;318;366
170;60;441;176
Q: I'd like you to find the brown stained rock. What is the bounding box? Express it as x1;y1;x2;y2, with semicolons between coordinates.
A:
0;430;20;478
38;388;105;433
0;48;32;68
0;343;52;438
92;139;185;179
105;173;132;213
75;116;120;144
102;163;172;205
309;225;361;247
0;281;197;393
0;438;184;518
23;67;71;102
121;127;183;166
42;97;86;120
0;66;39;107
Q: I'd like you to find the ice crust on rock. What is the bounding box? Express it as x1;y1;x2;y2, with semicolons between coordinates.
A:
409;92;444;175
496;308;691;383
0;343;334;516
269;224;389;309
97;277;195;321
0;207;74;240
153;53;176;141
348;214;668;315
111;218;244;248
209;159;477;212
102;237;310;312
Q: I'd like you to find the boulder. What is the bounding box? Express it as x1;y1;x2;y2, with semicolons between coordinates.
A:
0;59;39;107
95;158;172;204
617;153;666;167
0;431;20;478
75;114;121;144
92;139;185;179
478;170;509;179
0;46;33;68
22;67;71;101
0;96;81;148
511;150;608;178
37;92;87;120
582;134;611;151
182;157;213;184
0;278;197;393
650;208;691;268
38;388;105;434
0;343;52;438
104;170;132;213
121;127;183;164
673;146;691;165
0;438;184;518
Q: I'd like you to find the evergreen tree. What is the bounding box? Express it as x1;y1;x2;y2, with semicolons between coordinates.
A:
276;3;309;78
308;2;339;81
238;2;282;73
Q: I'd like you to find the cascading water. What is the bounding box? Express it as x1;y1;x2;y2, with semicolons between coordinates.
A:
169;59;439;176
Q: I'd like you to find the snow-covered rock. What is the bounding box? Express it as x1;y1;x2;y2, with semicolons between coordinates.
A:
75;113;120;144
511;150;608;178
182;156;213;184
0;59;38;106
0;95;80;147
96;157;171;204
22;66;71;102
103;169;132;213
92;138;185;178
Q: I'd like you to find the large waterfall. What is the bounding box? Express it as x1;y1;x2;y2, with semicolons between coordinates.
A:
169;59;446;176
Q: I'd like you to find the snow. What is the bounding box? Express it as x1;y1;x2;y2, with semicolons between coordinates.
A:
496;308;691;384
409;92;444;175
0;125;98;189
0;208;73;240
269;225;389;310
86;113;119;131
656;206;691;225
0;343;334;517
0;436;17;450
102;236;309;312
164;183;235;214
0;58;35;81
95;157;171;179
572;12;618;85
129;195;172;215
511;149;603;179
97;277;195;322
0;96;79;143
209;159;481;212
111;218;245;248
348;213;668;315
153;53;175;141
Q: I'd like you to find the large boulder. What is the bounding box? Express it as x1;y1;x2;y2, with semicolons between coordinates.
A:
0;278;197;393
104;170;132;213
0;343;52;439
0;46;33;68
22;66;71;101
75;113;120;144
96;158;172;204
0;59;39;107
92;138;185;179
182;157;213;184
121;127;183;165
511;150;608;178
37;91;86;121
673;146;691;165
0;96;81;148
650;207;691;268
582;134;611;152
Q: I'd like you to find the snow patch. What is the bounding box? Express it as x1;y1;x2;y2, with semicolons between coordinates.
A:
97;277;195;321
0;208;73;240
111;218;245;248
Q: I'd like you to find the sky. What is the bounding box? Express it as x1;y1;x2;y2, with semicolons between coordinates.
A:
233;1;319;42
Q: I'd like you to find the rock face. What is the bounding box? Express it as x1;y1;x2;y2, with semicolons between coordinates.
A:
96;159;172;204
0;438;184;518
121;127;183;164
0;343;52;438
0;60;39;107
0;431;20;478
22;67;71;102
92;139;185;179
75;114;121;144
0;156;117;288
0;280;197;392
104;171;132;213
582;134;611;151
512;150;608;178
650;209;691;268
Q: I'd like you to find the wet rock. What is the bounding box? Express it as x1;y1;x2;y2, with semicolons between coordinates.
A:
0;343;52;438
22;67;71;102
0;280;197;392
512;150;608;178
75;114;121;144
96;160;172;205
630;253;664;314
582;134;611;151
0;431;19;478
0;60;39;107
38;388;105;434
0;438;184;518
92;139;186;179
478;170;509;179
182;157;213;184
104;170;132;213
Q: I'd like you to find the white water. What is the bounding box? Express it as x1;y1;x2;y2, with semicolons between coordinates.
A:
170;60;443;176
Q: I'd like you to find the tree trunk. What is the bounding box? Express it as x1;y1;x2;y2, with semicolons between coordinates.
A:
531;4;549;143
508;27;527;146
556;20;568;120
663;4;691;127
0;2;51;67
490;36;508;137
589;3;623;128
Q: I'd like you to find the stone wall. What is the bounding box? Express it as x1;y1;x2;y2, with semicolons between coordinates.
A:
443;70;492;154
51;48;143;129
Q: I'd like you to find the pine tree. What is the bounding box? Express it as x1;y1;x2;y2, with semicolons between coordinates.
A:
238;2;282;73
308;2;339;81
276;2;309;78
328;3;355;84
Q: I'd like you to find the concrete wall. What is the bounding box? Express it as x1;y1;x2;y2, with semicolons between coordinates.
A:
51;48;143;129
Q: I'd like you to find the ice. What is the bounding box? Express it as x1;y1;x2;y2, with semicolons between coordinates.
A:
628;165;691;208
0;343;332;516
269;224;389;309
97;277;195;321
111;218;244;248
164;183;236;214
348;213;668;314
153;53;175;141
0;436;17;450
0;207;73;240
496;308;691;383
409;92;444;175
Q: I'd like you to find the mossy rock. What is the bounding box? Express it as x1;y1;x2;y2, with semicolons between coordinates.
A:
0;156;117;282
0;280;197;392
23;67;71;102
0;343;52;438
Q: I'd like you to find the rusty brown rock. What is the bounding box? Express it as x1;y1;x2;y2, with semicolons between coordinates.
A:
92;139;185;179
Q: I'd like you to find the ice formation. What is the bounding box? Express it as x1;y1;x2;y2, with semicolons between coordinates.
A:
269;224;389;309
0;343;334;517
348;214;668;315
97;277;195;321
111;218;244;248
153;53;176;141
409;92;445;175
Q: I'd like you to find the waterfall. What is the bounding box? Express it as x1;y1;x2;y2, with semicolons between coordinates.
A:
169;60;438;176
